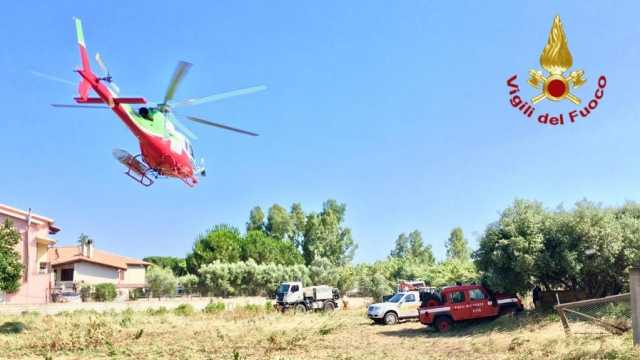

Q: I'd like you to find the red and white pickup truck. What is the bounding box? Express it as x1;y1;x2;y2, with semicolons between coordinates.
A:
418;284;523;332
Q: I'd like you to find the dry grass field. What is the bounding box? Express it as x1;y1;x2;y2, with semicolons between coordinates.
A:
0;302;638;359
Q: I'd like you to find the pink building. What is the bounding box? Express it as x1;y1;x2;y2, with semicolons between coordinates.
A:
0;204;59;304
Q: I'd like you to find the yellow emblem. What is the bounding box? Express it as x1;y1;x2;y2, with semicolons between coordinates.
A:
528;16;586;104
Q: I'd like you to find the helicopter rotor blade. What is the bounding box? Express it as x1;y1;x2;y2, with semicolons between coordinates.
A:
171;85;267;108
95;53;108;75
186;116;258;136
168;113;198;140
109;82;121;94
162;61;192;109
31;70;75;86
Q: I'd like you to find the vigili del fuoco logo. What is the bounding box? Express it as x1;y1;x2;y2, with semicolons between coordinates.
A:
506;16;607;126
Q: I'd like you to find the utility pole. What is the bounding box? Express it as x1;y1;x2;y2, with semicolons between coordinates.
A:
631;267;640;346
24;208;32;282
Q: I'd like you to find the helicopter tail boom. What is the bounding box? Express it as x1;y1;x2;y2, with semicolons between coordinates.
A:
74;17;95;102
74;18;91;75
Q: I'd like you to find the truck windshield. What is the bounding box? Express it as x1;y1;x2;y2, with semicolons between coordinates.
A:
387;293;404;303
276;284;290;293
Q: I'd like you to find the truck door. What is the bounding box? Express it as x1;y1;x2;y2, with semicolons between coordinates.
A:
447;290;470;320
290;284;302;302
467;288;488;318
399;293;419;318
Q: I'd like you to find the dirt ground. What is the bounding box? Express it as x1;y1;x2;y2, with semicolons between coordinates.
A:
0;303;638;359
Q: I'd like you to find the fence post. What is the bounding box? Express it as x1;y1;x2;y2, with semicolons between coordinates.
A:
631;267;640;346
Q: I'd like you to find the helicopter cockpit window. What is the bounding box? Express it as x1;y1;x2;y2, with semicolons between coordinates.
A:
187;141;194;158
138;107;152;120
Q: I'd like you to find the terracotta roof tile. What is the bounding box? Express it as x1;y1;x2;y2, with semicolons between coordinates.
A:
48;246;150;270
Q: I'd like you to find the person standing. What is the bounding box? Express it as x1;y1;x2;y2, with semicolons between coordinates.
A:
532;285;542;311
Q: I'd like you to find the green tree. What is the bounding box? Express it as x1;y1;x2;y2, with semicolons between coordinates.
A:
407;230;435;263
146;266;178;299
240;230;303;265
474;199;549;294
143;256;187;276
246;206;265;232
391;230;434;264
0;219;22;293
302;200;357;266
390;233;409;258
178;274;199;295
474;198;640;296
186;225;242;273
446;227;470;260
309;257;339;286
289;203;306;249
266;204;292;241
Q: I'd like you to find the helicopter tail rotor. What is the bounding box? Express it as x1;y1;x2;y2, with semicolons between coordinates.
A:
95;53;120;94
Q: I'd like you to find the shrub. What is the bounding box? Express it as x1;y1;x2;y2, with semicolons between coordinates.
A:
146;266;177;299
20;310;40;317
93;283;117;302
178;274;199;295
0;321;26;334
173;304;195;316
242;304;260;313
80;284;92;302
129;288;145;300
264;301;275;312
203;301;226;314
146;306;168;316
120;308;134;327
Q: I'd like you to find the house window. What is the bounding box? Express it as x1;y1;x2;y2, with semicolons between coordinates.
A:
39;262;48;274
60;268;74;281
119;270;124;281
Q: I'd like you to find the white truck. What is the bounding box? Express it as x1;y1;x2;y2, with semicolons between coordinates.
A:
275;281;341;312
367;291;422;325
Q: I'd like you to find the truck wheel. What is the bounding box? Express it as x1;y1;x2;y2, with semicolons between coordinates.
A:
499;306;516;317
323;301;335;312
295;304;307;313
435;317;452;332
420;293;442;307
383;311;398;325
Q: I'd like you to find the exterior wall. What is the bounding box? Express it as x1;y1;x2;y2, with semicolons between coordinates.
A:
36;244;48;270
0;213;54;304
123;265;146;285
73;262;119;284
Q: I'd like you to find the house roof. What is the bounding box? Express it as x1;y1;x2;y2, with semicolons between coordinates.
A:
48;246;151;270
0;204;61;234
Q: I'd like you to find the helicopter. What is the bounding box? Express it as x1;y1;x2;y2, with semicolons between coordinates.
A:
48;18;264;187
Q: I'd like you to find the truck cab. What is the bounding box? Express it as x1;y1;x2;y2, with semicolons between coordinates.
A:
418;284;523;332
276;281;304;304
367;291;422;325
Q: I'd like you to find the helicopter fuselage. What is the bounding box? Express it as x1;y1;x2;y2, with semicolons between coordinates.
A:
77;67;198;185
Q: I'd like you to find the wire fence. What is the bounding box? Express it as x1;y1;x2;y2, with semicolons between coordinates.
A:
555;293;631;336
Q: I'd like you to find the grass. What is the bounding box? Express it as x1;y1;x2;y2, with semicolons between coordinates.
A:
0;306;638;359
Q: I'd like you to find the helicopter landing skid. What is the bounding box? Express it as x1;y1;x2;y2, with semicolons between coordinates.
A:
112;149;159;187
124;163;157;187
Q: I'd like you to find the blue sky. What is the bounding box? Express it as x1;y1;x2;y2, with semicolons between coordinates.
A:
2;1;640;262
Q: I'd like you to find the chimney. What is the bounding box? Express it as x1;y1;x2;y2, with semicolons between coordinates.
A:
87;240;94;258
79;238;86;256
